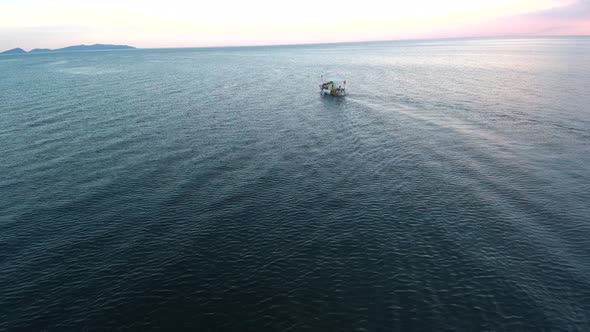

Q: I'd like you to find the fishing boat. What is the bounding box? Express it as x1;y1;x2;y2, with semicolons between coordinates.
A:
320;76;346;96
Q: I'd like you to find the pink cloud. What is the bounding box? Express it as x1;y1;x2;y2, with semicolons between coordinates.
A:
410;0;590;39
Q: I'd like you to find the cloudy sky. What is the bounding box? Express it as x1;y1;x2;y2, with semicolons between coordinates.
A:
0;0;588;50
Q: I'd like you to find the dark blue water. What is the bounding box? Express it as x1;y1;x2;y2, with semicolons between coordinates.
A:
1;37;589;331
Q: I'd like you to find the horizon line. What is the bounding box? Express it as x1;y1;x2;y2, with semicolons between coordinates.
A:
3;34;589;54
140;34;590;50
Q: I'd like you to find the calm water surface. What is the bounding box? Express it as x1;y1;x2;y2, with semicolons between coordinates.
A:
1;37;589;331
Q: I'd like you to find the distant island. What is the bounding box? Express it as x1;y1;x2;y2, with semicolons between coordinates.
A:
0;44;136;55
1;48;27;55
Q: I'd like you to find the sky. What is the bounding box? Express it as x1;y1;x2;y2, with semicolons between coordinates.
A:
0;0;589;50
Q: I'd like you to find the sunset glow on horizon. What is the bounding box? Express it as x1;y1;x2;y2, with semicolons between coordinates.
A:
1;0;589;50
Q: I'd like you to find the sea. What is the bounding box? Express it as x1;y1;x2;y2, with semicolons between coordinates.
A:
1;37;589;331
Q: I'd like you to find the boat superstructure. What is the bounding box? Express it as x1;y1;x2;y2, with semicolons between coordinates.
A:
320;76;346;97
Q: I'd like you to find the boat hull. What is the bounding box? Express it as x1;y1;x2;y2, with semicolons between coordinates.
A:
321;88;345;97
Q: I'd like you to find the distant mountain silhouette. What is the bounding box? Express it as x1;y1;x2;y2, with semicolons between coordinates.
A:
55;44;136;52
1;48;27;55
30;48;52;53
1;44;136;55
